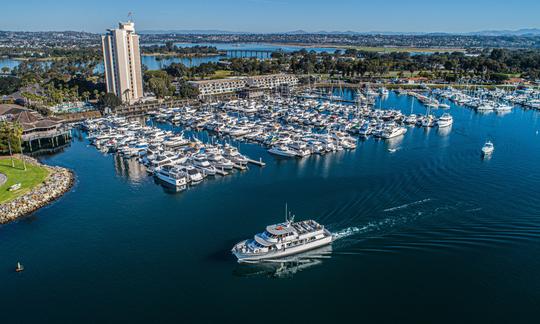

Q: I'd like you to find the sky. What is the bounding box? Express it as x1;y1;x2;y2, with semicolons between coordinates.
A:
1;0;540;33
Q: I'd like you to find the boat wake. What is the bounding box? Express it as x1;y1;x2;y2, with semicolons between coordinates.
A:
383;198;432;212
332;226;364;240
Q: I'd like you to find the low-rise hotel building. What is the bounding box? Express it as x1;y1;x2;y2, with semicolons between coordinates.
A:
246;74;299;89
189;74;298;98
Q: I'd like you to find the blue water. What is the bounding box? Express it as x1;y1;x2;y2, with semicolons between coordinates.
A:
0;42;337;73
172;42;338;53
2;91;540;323
0;58;20;71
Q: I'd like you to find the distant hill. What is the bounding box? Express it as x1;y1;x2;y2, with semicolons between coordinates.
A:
465;28;540;36
134;28;540;36
139;29;245;35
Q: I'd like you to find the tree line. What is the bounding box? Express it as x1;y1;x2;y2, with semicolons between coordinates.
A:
142;42;221;56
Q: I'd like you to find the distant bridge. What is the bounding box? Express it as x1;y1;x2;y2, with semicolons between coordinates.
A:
226;49;279;59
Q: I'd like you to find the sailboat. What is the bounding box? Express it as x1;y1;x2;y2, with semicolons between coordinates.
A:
15;262;24;272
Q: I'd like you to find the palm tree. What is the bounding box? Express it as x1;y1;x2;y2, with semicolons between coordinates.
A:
123;89;131;103
11;123;25;170
1;123;22;169
82;91;90;103
4;124;15;168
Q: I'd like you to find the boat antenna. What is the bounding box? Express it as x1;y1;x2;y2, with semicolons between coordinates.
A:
285;203;288;223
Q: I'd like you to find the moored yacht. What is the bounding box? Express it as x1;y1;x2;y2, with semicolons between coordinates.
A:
437;113;453;128
268;145;297;157
420;115;436;127
358;122;372;137
179;165;204;183
494;103;513;112
381;126;407;139
155;165;188;187
404;114;417;125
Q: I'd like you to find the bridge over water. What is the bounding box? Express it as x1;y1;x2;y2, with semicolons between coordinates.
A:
225;49;279;59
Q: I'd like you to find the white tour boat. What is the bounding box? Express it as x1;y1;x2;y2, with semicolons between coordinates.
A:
232;208;333;263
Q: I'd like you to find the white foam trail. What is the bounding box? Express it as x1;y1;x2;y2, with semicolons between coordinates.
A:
332;226;367;240
466;207;483;212
383;198;432;212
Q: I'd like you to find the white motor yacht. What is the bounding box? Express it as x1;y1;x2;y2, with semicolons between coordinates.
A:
482;141;495;155
494;103;513;112
232;209;333;263
154;165;188;187
421;115;436;127
477;103;494;111
192;154;217;176
268;145;297;157
212;158;235;170
404;114;417;125
381;126;407;139
179;165;204;183
437;113;453;128
358;122;372;137
439;103;451;109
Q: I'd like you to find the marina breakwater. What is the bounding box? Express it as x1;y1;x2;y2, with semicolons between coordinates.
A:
0;158;74;225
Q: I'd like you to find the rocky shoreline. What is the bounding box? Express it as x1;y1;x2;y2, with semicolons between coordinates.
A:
0;158;74;225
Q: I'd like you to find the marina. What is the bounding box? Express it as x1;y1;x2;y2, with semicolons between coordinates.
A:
81;86;505;192
3;89;540;322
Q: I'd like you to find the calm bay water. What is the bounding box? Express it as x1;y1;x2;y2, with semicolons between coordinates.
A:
0;42;337;72
2;91;540;323
171;42;338;53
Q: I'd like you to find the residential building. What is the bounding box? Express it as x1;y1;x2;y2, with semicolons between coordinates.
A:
101;21;143;104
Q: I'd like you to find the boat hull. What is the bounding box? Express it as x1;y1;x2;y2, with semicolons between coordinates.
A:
155;173;187;187
233;235;333;263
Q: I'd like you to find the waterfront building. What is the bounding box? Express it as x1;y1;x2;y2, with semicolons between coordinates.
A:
0;104;71;153
189;78;247;97
189;74;298;98
101;21;144;104
246;74;299;89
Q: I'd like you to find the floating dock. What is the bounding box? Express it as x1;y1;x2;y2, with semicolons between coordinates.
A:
247;158;266;167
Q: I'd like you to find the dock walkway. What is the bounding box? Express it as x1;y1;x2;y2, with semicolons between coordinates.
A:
247;158;266;167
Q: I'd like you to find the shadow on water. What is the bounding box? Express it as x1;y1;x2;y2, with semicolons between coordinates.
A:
232;245;333;279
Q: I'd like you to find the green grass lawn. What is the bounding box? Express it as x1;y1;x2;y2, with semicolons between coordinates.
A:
209;70;233;79
0;157;50;204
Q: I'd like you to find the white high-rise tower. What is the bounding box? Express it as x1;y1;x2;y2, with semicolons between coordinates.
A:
101;21;144;103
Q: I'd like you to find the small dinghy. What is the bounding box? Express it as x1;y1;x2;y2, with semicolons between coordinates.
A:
15;262;24;272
